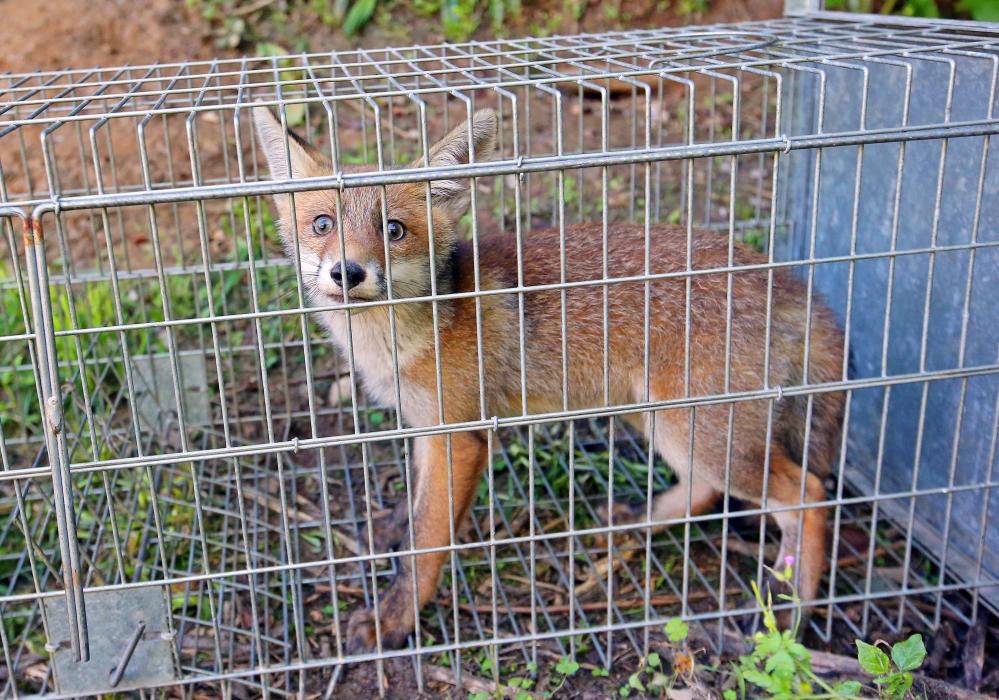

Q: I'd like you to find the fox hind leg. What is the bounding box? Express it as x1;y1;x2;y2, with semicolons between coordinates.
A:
597;409;721;530
763;449;828;625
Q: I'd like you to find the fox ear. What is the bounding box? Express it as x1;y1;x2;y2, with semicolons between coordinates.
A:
415;108;497;217
252;104;326;180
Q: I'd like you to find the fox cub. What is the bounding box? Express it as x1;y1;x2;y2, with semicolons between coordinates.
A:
253;105;845;652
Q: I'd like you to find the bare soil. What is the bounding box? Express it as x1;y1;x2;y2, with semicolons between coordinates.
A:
1;0;784;82
0;0;779;269
1;0;218;73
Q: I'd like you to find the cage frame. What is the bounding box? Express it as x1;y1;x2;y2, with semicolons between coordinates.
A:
1;7;998;698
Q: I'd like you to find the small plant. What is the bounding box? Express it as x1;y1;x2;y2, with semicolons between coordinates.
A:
665;616;689;643
564;0;586;21
827;0;996;21
506;672;534;700
727;558;861;699
664;616;698;681
856;634;927;700
617;650;684;697
554;655;579;675
677;0;708;17
614;618;692;698
342;0;377;35
405;0;520;40
544;655;580;696
957;0;999;21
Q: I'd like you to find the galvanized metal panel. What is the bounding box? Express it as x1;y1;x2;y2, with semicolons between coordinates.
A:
779;47;999;608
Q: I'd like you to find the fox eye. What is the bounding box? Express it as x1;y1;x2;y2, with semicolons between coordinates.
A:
386;219;407;242
311;214;335;236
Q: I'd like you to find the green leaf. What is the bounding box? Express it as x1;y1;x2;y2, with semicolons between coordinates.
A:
591;667;610;677
723;690;737;700
856;640;891;676
441;0;479;41
834;680;862;697
343;0;377;35
765;650;796;682
742;669;775;691
555;656;579;675
300;532;323;552
628;673;646;692
900;0;941;17
891;633;926;672
489;0;504;31
874;671;913;700
897;672;914;696
255;42;288;58
664;617;689;642
284;103;306;128
958;0;999;21
787;640;811;662
648;672;670;689
646;652;661;668
754;632;782;657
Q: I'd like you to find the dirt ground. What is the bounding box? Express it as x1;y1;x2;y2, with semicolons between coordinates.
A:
0;0;214;74
0;0;783;74
0;0;781;269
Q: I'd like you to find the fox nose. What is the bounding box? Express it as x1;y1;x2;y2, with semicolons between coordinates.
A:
331;261;367;289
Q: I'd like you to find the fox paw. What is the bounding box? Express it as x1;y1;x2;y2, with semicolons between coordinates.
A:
595;499;643;527
345;606;411;654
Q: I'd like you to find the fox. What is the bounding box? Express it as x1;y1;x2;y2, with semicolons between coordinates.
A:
252;104;845;653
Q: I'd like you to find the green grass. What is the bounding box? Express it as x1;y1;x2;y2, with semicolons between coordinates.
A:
188;0;526;49
825;0;997;20
0;284;37;441
0;198;301;440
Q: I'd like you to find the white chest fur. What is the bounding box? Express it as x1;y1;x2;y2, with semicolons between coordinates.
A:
318;308;438;427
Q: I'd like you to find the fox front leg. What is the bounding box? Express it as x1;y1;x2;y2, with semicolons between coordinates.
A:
346;430;488;652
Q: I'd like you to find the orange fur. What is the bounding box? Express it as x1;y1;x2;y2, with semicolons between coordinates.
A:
253;105;845;651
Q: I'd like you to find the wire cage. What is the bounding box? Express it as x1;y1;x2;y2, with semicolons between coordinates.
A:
1;8;997;698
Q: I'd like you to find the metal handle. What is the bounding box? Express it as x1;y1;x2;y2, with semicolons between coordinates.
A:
20;212;90;662
645;31;780;67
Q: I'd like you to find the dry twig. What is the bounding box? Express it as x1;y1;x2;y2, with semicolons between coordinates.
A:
424;664;498;696
455;588;744;615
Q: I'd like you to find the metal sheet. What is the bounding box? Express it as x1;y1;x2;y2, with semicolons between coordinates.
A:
43;587;177;695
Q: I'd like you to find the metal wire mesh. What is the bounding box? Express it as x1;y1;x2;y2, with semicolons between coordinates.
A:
1;10;997;698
